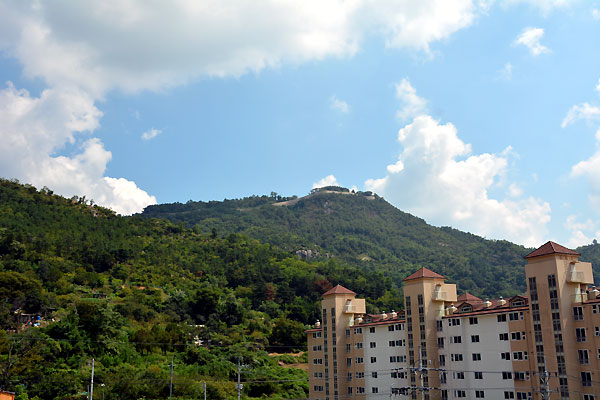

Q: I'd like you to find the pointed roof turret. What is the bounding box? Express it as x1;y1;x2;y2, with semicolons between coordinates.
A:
457;292;481;302
403;267;445;281
525;241;580;259
322;284;356;296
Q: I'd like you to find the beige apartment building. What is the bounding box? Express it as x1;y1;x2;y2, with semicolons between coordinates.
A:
306;241;600;400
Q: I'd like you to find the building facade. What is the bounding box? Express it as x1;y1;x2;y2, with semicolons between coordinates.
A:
306;241;599;400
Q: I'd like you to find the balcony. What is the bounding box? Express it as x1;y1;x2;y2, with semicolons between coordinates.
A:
432;291;448;301
344;304;355;313
568;270;586;283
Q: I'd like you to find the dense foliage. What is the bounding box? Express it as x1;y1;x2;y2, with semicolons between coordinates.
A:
143;189;536;298
0;179;402;399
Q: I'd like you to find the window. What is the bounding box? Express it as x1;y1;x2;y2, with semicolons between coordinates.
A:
356;387;365;394
514;372;528;381
371;372;377;378
313;385;324;392
475;391;485;398
497;314;507;322
574;306;584;320
370;356;376;363
499;333;509;341
576;327;587;342
347;372;352;382
312;345;322;351
346;358;352;367
455;390;466;398
474;372;483;379
504;392;515;399
511;332;521;340
596;326;599;336
502;372;513;380
369;327;375;333
437;337;444;348
355;357;363;364
501;352;510;360
512;352;527;360
511;299;525;307
313;359;323;365
579;349;590;364
582;371;592;387
548;274;556;288
471;335;480;343
440;372;447;384
369;341;376;348
454;372;465;379
437;320;443;332
388;325;395;332
346;344;351;352
371;387;378;394
469;316;478;325
355;342;363;349
594;304;598;314
439;355;446;366
346;329;350;338
448;318;460;326
347;387;352;394
353;327;362;334
509;312;522;321
442;390;448;400
451;336;462;344
355;372;364;379
584;395;596;400
472;353;481;361
451;353;463;362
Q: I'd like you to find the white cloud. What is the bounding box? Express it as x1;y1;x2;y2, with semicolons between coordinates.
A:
365;115;550;246
0;82;156;214
313;174;340;189
514;27;550;56
141;128;162;140
508;183;523;197
593;9;600;20
497;63;513;81
330;96;350;113
0;1;483;96
564;215;599;248
395;78;427;120
561;102;600;128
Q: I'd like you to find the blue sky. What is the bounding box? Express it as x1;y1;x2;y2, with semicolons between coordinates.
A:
1;0;600;248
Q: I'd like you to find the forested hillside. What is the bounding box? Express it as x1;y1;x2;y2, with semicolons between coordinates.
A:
0;179;402;399
143;187;534;297
144;187;600;298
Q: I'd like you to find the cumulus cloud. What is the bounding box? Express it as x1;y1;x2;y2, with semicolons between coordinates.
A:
0;82;156;214
365;115;550;246
313;175;340;189
564;215;600;248
330;96;350;113
395;78;427;120
0;1;483;96
141;128;162;140
514;27;550;56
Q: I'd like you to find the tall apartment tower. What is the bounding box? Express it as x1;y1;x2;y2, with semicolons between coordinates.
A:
524;242;595;399
403;268;457;400
307;285;367;400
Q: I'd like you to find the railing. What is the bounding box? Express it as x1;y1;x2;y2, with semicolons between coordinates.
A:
344;304;355;313
572;293;588;304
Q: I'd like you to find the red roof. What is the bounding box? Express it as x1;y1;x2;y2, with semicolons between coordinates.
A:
457;293;481;302
322;284;356;296
525;241;580;259
403;267;445;281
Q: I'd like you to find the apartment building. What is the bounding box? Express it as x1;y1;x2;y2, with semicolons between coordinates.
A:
306;241;599;400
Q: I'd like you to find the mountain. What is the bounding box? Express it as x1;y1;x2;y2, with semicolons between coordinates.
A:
0;179;404;399
142;186;600;298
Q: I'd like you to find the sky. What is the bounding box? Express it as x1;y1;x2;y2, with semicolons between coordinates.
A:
1;1;600;248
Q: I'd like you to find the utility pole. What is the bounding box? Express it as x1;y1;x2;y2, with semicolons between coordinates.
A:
89;359;95;400
235;357;247;400
539;359;550;400
203;381;207;400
